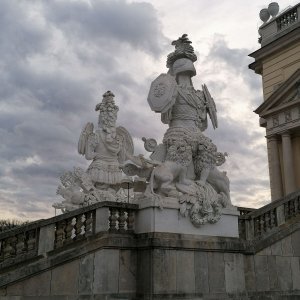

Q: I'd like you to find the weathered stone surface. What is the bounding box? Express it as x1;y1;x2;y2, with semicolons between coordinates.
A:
281;235;293;256
93;249;120;294
137;249;151;294
244;255;256;292
119;250;137;293
176;250;195;294
270;240;282;256
152;249;176;294
291;230;300;256
51;260;79;295
38;224;55;255
207;252;225;293
22;271;51;296
79;253;94;294
267;256;279;290
224;253;245;293
276;256;293;291
6;281;23;296
194;251;209;294
7;271;52;297
257;246;271;255
0;288;6;296
254;255;269;291
291;257;300;290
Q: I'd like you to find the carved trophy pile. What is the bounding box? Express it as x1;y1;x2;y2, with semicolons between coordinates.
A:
54;34;232;227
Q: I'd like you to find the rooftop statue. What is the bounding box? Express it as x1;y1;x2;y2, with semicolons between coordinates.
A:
54;34;232;227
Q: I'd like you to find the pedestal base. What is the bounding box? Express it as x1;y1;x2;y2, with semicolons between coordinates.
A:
134;196;239;237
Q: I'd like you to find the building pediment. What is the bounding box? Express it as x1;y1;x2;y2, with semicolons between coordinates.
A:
254;69;300;134
255;69;300;118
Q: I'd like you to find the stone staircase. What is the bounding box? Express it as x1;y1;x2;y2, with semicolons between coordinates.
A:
0;193;299;299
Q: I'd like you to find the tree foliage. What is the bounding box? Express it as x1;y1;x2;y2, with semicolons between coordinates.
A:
0;219;29;233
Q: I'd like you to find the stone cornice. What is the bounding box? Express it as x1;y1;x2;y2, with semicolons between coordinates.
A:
248;26;300;75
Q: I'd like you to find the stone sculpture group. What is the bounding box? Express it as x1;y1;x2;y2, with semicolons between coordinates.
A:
54;34;232;227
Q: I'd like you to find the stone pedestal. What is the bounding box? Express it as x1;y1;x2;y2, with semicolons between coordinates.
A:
134;197;239;237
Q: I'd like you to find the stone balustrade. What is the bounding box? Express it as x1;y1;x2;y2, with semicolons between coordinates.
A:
277;6;298;30
259;3;300;46
239;190;300;240
0;201;137;268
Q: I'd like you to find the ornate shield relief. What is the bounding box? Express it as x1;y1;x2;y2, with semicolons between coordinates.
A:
147;73;178;113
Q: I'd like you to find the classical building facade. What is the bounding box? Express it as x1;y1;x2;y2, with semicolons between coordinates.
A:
249;3;300;201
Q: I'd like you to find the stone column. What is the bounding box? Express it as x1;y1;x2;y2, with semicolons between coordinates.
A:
267;135;283;201
281;131;296;195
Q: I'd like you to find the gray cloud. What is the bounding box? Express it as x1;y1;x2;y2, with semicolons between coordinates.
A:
204;36;262;105
43;0;168;57
0;0;168;220
0;1;271;220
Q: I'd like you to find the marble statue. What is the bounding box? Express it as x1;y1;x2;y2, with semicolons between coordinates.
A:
54;34;232;227
123;34;231;226
54;91;135;212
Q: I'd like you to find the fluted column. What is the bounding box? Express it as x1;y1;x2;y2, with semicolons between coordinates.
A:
267;135;283;201
281;131;296;194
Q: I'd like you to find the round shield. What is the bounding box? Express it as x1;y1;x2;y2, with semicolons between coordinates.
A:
147;73;178;113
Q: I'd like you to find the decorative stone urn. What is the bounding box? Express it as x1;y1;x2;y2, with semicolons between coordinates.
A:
259;8;270;23
268;2;279;18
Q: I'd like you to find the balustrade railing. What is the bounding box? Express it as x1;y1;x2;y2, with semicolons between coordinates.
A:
237;207;256;216
0;202;137;268
0;227;39;265
277;7;298;31
239;190;300;240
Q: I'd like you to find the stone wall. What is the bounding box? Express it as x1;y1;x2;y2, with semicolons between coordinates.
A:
0;227;299;300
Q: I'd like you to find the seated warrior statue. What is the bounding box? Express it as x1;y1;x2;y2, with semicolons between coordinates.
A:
78;91;134;192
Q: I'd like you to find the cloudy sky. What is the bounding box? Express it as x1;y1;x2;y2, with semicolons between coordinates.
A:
1;0;298;220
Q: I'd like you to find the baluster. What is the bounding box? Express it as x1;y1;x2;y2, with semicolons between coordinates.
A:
109;208;118;232
254;217;258;236
0;241;3;262
271;210;275;228
27;230;36;252
127;210;135;231
55;220;66;248
288;201;292;218
257;216;262;236
297;197;300;213
64;218;74;244
291;199;296;217
16;233;26;255
3;237;16;259
238;219;246;239
284;202;288;219
84;211;94;236
264;212;270;232
260;215;265;234
270;209;276;229
118;209;126;232
74;214;84;240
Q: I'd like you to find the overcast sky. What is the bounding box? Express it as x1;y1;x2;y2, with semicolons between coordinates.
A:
1;0;298;220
